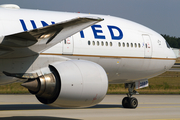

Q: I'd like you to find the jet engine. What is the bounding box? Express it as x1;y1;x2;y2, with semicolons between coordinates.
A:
22;60;108;107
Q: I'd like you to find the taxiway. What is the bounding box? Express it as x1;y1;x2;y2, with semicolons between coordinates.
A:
0;94;180;120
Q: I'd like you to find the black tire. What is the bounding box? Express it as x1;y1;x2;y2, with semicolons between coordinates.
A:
129;97;138;108
122;97;130;108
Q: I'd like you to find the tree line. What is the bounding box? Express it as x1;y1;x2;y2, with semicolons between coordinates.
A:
162;34;180;48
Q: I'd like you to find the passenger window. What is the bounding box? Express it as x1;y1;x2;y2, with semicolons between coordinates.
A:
101;41;104;46
135;43;137;48
93;41;95;46
127;43;129;47
145;44;147;48
131;43;133;47
64;40;66;44
119;42;121;47
88;41;91;45
123;42;125;47
138;43;141;48
97;41;99;46
106;42;108;46
110;42;112;46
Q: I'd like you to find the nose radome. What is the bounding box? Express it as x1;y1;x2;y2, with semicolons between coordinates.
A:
172;48;179;59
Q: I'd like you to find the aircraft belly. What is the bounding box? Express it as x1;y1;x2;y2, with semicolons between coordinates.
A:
107;58;175;83
97;57;121;80
0;55;174;85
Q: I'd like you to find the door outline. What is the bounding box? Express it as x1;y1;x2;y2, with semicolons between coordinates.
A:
62;36;74;55
142;35;152;58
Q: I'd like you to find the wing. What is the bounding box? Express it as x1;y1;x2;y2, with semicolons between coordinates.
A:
0;16;103;58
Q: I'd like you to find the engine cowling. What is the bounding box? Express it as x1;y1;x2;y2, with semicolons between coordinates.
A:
22;60;108;108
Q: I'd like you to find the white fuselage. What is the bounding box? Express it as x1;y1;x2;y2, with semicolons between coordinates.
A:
42;14;176;83
0;8;176;84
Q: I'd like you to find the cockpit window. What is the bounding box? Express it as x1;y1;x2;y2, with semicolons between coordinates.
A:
166;41;171;48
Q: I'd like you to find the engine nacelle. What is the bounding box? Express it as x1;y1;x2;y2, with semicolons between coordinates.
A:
22;60;108;108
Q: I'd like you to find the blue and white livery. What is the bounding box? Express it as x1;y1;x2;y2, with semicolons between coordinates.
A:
0;4;176;109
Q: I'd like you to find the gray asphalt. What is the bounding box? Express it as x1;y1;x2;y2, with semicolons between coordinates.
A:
0;94;180;120
168;64;180;71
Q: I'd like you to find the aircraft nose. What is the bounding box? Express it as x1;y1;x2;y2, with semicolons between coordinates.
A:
164;38;176;59
171;48;179;59
169;46;177;59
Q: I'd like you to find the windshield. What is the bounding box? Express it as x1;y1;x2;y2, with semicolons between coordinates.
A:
166;41;171;48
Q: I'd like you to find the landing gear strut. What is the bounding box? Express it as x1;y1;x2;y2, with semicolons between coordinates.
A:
122;83;138;108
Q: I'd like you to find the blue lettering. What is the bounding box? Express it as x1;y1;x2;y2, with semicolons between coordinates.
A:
20;19;56;31
19;20;123;41
41;21;49;27
140;81;148;86
91;25;105;39
80;31;85;38
20;19;28;31
41;21;55;27
30;20;37;29
108;25;123;40
51;21;55;24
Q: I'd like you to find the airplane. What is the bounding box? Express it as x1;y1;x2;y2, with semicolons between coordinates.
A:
0;4;176;109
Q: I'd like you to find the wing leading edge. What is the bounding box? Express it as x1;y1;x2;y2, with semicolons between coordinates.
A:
0;16;103;58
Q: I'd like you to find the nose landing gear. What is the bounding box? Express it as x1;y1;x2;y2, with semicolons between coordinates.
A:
122;83;138;108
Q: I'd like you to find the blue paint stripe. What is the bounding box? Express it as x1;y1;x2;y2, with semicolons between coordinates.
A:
30;20;37;29
80;31;85;38
20;19;28;31
41;21;49;27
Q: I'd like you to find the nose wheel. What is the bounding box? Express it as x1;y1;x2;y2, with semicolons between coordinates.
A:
122;83;138;109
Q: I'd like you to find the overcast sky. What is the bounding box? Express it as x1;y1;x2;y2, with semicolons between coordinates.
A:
0;0;180;37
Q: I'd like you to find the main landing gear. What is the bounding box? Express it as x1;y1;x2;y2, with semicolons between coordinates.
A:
122;83;138;109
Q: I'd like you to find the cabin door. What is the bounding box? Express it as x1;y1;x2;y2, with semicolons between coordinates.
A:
62;36;74;54
142;35;152;58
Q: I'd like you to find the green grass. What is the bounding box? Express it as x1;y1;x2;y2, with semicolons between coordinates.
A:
108;71;180;94
0;82;29;94
0;71;180;94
